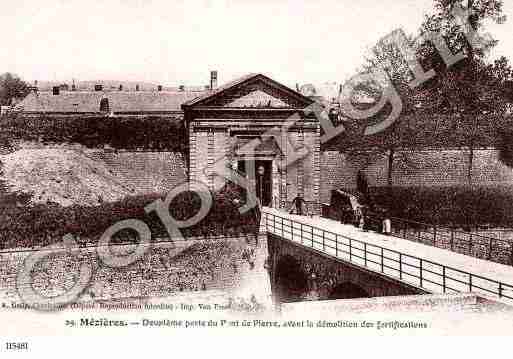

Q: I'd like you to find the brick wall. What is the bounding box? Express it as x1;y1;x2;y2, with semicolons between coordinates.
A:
320;149;513;203
286;132;299;200
284;130;321;214
213;131;229;191
30;146;511;206
189;129;230;192
0;236;272;307
191;131;210;186
87;147;513;208
189;126;322;214
87;149;187;195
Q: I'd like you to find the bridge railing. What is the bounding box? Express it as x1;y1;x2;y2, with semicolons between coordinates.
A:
264;211;513;303
365;214;513;266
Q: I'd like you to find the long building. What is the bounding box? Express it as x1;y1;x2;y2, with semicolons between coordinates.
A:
14;72;323;214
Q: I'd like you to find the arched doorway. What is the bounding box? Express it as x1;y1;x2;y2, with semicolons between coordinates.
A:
100;98;110;113
274;255;308;303
328;282;369;300
237;159;273;207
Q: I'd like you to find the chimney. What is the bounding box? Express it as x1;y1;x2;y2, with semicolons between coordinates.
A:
29;80;38;93
52;86;60;95
210;71;218;90
157;85;163;91
94;84;103;91
119;84;123;91
136;84;140;91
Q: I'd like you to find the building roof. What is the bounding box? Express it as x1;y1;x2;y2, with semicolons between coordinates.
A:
182;73;313;109
14;90;207;113
15;73;316;114
182;73;258;107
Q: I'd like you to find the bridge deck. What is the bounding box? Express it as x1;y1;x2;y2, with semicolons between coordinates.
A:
263;208;513;304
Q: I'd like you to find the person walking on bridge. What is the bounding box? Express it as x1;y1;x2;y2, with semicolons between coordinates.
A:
289;194;307;216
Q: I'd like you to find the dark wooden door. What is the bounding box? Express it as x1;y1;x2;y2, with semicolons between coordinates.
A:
237;160;273;207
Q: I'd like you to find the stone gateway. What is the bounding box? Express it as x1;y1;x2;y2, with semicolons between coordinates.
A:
182;73;322;215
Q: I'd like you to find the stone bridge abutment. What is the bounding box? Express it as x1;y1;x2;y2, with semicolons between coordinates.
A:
267;233;427;304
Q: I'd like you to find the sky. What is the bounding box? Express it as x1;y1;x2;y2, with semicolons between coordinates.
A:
1;0;512;88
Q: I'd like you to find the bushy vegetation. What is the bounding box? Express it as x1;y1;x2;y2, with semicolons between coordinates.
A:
0;183;259;250
371;185;513;230
0;114;186;153
0;73;29;106
498;129;513;168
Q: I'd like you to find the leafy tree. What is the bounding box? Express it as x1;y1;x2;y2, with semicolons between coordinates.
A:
342;30;420;187
338;0;510;188
0;73;29;106
416;0;509;184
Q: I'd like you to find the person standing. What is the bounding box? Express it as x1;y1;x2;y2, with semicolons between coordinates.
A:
356;170;369;201
354;205;362;228
382;217;392;236
289;194;307;216
360;205;369;231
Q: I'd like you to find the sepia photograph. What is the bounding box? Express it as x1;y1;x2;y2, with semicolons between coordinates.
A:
1;0;513;355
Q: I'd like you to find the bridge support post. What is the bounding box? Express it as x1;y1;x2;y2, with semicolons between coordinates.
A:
399;253;402;280
269;237;282;313
442;266;446;293
364;243;367;267
381;248;384;273
419;259;423;287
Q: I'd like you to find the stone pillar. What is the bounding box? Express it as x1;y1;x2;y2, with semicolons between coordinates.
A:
207;131;215;190
297;129;305;197
312;125;321;215
212;129;228;191
272;160;280;209
189;129;197;182
280;132;288;210
286;131;299;207
193;131;209;187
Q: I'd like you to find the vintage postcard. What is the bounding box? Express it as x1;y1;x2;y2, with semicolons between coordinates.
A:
1;0;513;355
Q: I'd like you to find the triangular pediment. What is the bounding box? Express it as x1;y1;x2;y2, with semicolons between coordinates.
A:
226;90;289;108
182;74;313;109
